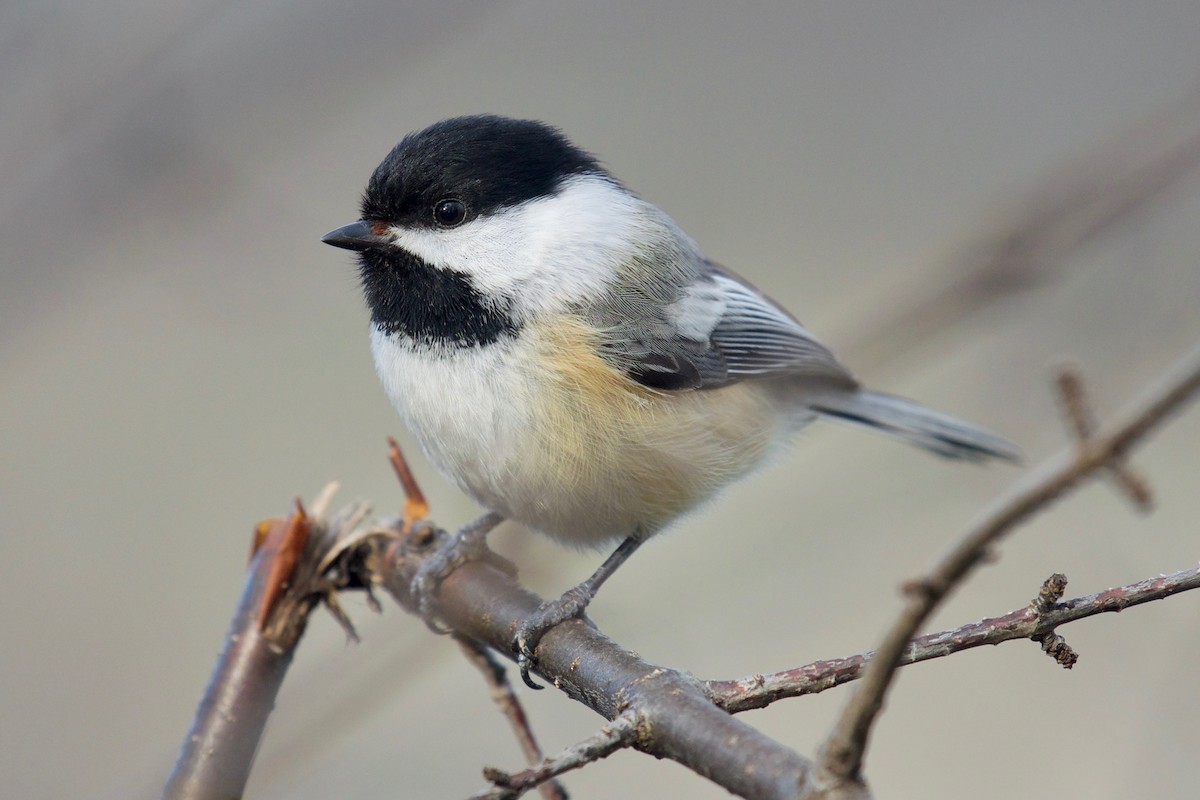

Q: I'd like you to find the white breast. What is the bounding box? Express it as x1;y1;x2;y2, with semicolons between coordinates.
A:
371;327;538;515
371;321;789;549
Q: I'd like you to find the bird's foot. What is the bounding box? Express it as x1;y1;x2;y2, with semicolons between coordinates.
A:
513;583;596;690
512;535;645;690
409;511;505;633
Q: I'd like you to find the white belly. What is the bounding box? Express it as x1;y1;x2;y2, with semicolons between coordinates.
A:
371;321;787;548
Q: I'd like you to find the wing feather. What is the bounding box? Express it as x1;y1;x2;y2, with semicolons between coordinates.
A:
598;260;857;392
707;271;855;386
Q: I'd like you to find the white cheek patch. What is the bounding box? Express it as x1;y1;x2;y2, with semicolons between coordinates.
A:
387;175;663;317
388;213;525;287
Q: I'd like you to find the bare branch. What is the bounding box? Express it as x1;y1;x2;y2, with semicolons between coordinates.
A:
710;565;1200;712
162;522;300;800
814;342;1200;789
163;492;363;800
472;711;639;800
455;636;568;800
369;528;818;800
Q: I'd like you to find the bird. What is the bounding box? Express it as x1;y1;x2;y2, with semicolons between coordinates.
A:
322;114;1018;687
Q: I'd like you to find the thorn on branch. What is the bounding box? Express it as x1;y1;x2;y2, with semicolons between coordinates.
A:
1055;366;1155;513
388;436;430;532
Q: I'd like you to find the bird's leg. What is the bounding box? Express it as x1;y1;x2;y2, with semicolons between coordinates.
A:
411;511;506;632
514;535;644;689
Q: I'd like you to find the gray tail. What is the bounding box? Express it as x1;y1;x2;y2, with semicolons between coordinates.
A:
811;390;1020;463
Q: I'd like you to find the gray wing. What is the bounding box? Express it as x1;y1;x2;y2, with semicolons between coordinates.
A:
598;263;858;392
594;260;1021;462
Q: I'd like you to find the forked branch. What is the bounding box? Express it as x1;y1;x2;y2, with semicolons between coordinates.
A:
813;342;1200;792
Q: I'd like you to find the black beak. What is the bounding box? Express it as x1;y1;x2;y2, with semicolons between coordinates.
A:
321;220;391;251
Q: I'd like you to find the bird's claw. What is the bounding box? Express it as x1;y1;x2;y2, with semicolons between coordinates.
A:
410;558;457;634
515;640;540;690
512;585;593;690
408;513;504;634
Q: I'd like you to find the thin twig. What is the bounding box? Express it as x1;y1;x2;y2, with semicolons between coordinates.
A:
709;565;1200;711
455;636;568;800
1058;366;1154;511
309;480;342;520
472;712;640;800
814;342;1200;790
389;435;429;532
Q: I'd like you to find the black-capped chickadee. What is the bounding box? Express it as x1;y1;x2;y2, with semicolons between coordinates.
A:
323;115;1017;686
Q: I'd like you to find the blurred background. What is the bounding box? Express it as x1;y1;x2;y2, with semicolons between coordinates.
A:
4;3;1200;798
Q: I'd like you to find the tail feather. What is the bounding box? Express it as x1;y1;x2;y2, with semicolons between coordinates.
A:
811;390;1020;463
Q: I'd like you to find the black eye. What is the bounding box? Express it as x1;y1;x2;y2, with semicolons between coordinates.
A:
433;199;467;227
